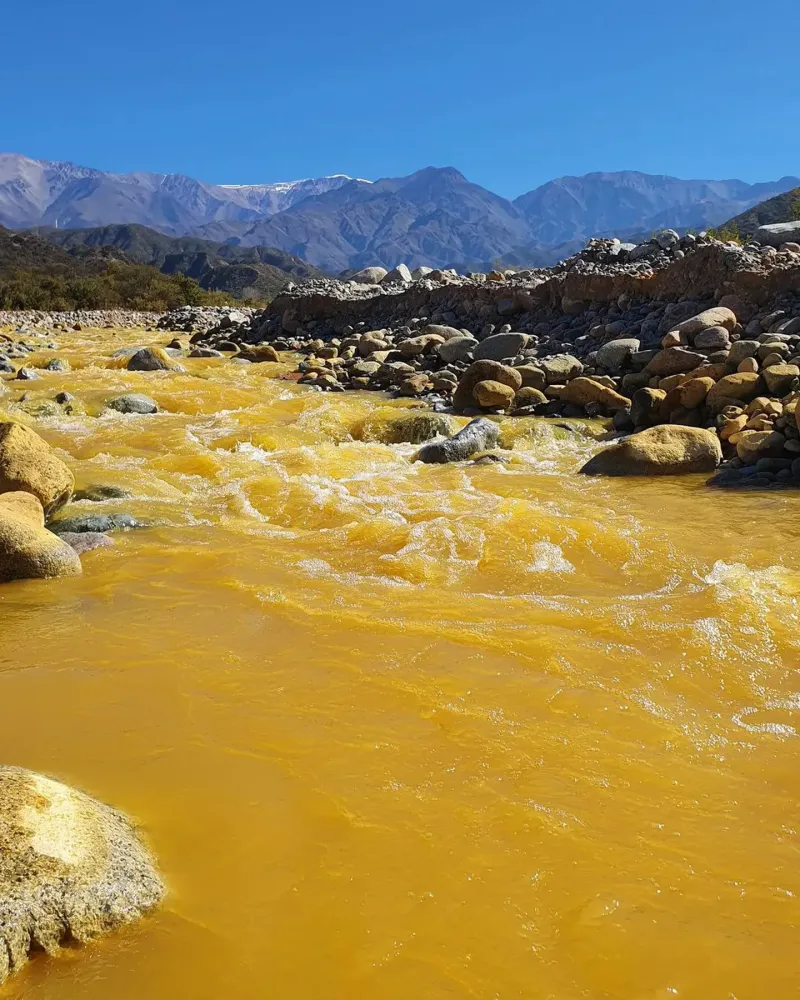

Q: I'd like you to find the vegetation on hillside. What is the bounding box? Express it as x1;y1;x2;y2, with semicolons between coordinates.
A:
719;187;800;238
0;263;236;311
32;223;325;300
0;227;240;310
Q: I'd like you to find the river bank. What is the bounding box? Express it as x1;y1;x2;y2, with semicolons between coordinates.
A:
0;323;797;998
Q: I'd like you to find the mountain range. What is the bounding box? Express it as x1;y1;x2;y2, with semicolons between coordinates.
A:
2;152;798;273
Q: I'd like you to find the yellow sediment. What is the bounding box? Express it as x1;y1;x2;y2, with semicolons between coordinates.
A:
2;326;799;999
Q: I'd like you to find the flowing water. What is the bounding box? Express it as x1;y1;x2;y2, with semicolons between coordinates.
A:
2;327;800;1000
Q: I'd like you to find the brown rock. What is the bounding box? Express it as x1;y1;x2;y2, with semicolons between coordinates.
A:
0;492;81;583
398;374;431;396
453;360;523;413
558;377;630;411
0;422;74;516
237;345;280;363
473;380;516;409
678;376;715;409
398;334;445;357
762;363;800;396
736;430;786;463
512;386;547;411
646;348;705;377
514;365;546;390
580;425;722;476
706;372;765;409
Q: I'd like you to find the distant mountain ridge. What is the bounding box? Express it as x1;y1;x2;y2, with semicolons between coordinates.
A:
0;153;365;234
2;152;798;272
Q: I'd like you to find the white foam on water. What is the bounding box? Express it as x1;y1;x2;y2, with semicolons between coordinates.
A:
526;541;575;574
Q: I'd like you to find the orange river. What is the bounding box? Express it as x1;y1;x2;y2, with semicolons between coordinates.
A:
1;326;799;1000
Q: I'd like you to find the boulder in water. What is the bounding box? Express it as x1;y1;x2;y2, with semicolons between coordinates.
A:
415;417;501;463
0;492;81;583
48;513;142;535
126;347;185;372
580;425;722;476
0;421;74;516
0;765;165;984
107;394;159;415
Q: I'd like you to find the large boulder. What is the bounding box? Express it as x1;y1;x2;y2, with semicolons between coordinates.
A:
706;372;765;408
350;266;388;284
630;387;667;428
473;332;529;362
356;411;454;445
0;422;74;516
596;338;640;371
473;380;516;409
398;334;445;357
0;493;81;583
381;263;412;284
0;765;164;984
436;336;478;364
557;377;630;411
736;430;786;464
763;363;800;396
453;361;522;412
126;347;185;372
646;347;705;377
754;222;800;247
580;425;722;477
667;307;738;339
539;355;582;385
107;393;159;415
415;418;501;464
237;345;280;363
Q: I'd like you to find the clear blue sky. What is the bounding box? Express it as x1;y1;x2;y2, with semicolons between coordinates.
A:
3;0;798;197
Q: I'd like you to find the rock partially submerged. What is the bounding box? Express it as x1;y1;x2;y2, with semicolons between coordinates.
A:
0;422;74;517
580;425;722;477
107;394;159;415
0;765;164;984
48;513;142;535
415;417;500;464
126;347;185;373
0;492;81;583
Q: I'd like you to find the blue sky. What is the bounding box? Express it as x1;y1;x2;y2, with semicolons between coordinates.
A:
3;0;798;197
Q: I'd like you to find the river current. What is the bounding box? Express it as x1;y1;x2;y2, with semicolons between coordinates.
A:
2;327;799;999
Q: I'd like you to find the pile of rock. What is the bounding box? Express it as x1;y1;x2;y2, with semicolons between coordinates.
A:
157;305;257;333
0;309;160;330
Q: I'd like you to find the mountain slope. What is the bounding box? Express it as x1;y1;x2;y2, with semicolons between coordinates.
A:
719;186;800;235
229;168;532;271
31;223;325;299
513;171;800;245
0;153;363;234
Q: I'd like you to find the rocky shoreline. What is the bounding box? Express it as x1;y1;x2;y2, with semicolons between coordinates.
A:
160;229;800;487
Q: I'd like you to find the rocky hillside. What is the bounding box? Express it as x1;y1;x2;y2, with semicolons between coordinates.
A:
32;223;325;300
720;187;800;236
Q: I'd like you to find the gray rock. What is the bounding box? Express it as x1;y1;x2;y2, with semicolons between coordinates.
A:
693;326;730;351
436;337;477;364
415;418;501;464
43;358;70;372
189;347;223;358
381;264;413;284
596;338;640;370
107;394;159;415
473;332;529;362
655;229;680;249
350;266;388;285
48;513;143;535
73;485;131;502
728;340;761;364
754;222;800;247
539;354;583;384
411;266;433;280
15;367;39;380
